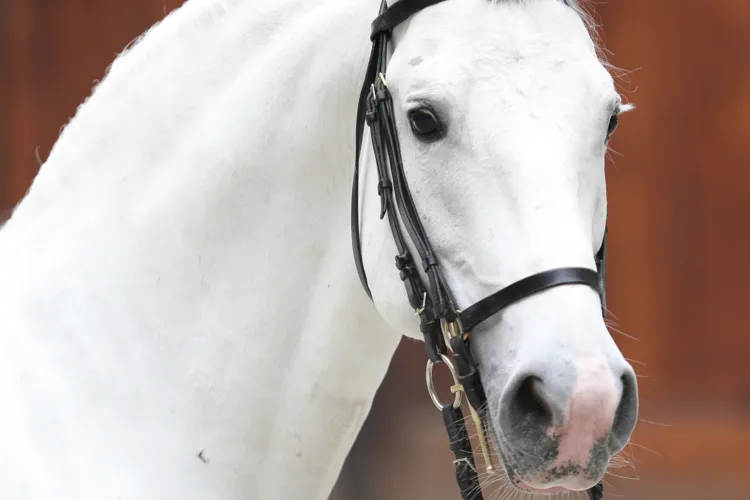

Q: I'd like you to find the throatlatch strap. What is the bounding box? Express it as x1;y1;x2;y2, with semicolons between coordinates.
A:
351;40;381;300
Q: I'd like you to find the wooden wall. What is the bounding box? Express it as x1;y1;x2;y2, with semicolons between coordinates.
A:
2;1;748;499
0;0;183;211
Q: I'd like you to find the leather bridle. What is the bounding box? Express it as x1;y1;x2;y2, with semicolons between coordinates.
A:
351;1;607;499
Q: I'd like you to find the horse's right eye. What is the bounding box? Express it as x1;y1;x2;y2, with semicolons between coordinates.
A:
408;107;443;142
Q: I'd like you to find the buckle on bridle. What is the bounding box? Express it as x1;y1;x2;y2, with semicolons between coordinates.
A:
365;85;378;125
414;292;427;315
443;320;462;339
373;73;390;103
452;457;477;474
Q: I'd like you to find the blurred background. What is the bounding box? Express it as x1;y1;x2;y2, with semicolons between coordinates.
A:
1;1;748;499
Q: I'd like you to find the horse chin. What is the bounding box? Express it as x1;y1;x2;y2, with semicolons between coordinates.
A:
488;426;593;497
514;481;572;496
493;456;575;497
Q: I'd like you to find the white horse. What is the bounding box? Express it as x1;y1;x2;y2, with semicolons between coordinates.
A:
0;0;638;498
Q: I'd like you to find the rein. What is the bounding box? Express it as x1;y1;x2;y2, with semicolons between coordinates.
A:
351;1;607;499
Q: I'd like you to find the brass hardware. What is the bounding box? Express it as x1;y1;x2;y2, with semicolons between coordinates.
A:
425;354;463;410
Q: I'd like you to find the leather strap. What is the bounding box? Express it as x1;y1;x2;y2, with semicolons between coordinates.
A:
351;44;379;299
442;404;484;500
354;0;459;322
449;335;486;412
595;227;608;311
458;267;601;333
371;0;449;40
588;482;604;500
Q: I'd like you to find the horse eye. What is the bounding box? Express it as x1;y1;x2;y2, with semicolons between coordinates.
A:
408;108;442;141
606;113;619;141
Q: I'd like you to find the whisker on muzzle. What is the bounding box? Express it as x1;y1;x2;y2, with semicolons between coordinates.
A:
624;440;665;458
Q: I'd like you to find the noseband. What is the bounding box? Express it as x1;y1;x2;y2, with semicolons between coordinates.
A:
351;1;607;499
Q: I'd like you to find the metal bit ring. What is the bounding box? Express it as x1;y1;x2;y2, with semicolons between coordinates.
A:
426;353;463;410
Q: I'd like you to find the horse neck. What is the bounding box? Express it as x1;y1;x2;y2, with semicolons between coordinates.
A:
0;1;400;499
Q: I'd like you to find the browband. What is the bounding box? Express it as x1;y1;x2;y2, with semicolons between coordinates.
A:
370;0;449;39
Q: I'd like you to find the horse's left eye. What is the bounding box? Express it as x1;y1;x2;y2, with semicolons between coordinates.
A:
606;113;619;141
408;108;442;142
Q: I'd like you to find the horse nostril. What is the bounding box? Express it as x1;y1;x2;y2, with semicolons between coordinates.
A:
517;377;551;424
505;375;565;431
610;367;639;452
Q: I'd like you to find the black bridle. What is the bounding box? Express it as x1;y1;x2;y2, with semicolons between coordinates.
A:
351;1;607;499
